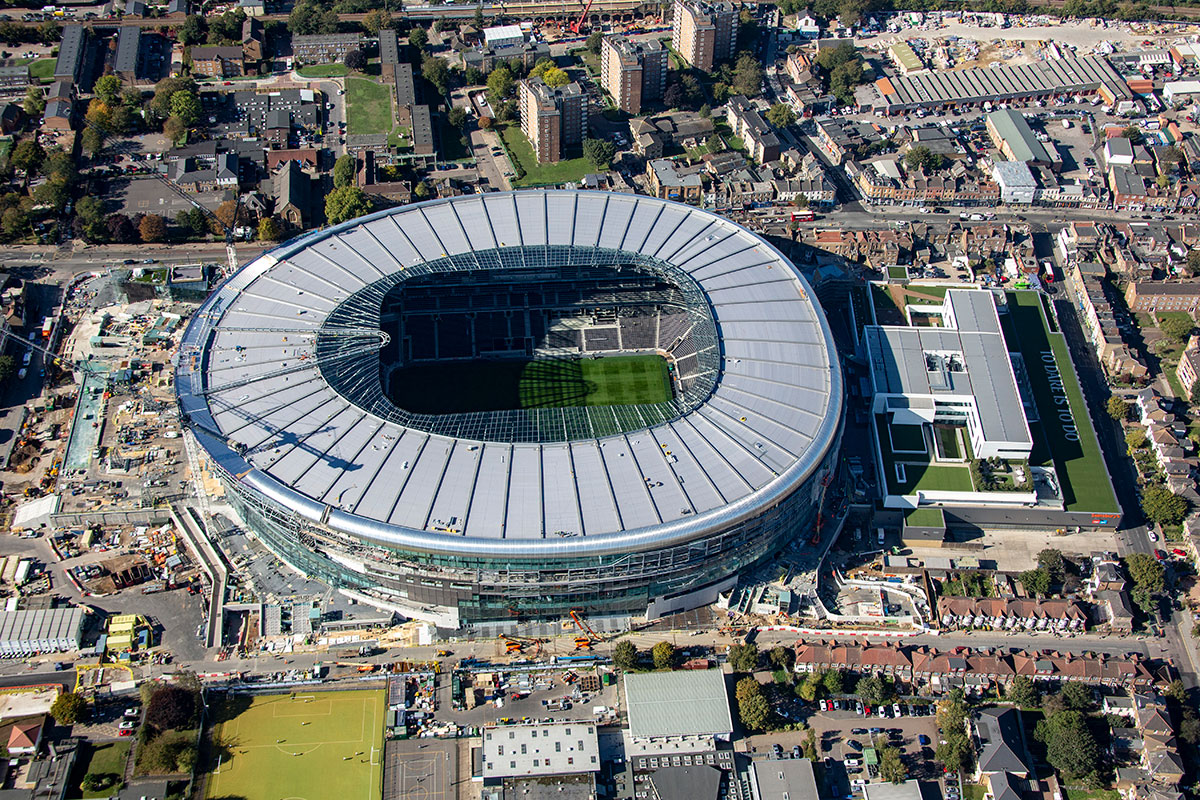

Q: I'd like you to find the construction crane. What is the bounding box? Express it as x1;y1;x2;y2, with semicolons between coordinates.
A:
498;634;544;656
568;0;595;34
568;609;601;649
809;471;833;546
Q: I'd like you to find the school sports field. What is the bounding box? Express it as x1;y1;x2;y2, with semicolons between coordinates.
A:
390;354;672;414
203;689;384;800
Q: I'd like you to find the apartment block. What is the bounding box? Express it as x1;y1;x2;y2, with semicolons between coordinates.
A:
291;33;363;66
518;77;587;164
672;0;736;72
190;46;245;79
600;36;667;114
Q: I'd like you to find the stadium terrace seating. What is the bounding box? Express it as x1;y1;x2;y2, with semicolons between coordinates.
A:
618;314;657;350
583;328;620;352
546;328;583;351
658;312;691;350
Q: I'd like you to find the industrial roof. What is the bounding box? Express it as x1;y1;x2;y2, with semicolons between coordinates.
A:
624;670;733;739
987;109;1051;164
863;289;1031;448
54;25;87;81
482;722;599;778
749;759;818;800
875;55;1129;110
180;192;840;558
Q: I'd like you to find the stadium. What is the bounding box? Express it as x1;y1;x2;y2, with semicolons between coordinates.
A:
176;191;843;627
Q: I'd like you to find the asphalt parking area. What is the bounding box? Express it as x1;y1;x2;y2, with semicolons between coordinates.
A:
384;738;457;800
807;706;943;793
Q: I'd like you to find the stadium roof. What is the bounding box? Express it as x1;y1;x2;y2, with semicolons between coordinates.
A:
624;670;733;739
178;191;841;557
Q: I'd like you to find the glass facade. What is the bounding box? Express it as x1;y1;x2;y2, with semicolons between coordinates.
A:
215;417;842;623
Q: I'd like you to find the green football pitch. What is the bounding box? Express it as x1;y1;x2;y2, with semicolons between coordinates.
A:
203;689;383;800
389;354;673;414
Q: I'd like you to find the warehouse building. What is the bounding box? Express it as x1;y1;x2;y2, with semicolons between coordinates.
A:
624;670;733;752
873;55;1130;113
985;109;1057;167
0;608;85;655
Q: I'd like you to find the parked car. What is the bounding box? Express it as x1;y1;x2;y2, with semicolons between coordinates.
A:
119;721;137;731
919;735;931;745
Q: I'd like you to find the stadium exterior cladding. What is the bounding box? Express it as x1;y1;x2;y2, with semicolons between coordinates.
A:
177;191;843;627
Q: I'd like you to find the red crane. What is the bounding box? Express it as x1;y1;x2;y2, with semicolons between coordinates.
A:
569;609;602;647
569;0;594;34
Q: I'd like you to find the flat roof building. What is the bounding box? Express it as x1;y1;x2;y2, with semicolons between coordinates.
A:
993;160;1037;205
672;0;735;71
624;670;733;748
483;24;525;49
749;759;819;800
518;77;587;163
601;36;667;115
889;41;923;75
482;721;599;779
864;289;1033;463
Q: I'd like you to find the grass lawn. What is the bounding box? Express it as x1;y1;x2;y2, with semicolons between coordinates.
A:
1062;789;1119;800
391;355;671;413
887;265;909;280
961;785;987;800
878;418;975;494
935;425;962;459
906;285;949;300
498;124;592;187
576;48;601;75
438;117;470;161
203;689;384;800
905;507;945;528
388;126;410;148
298;64;349;78
68;741;131;799
871;283;906;326
889;423;926;452
28;58;54;81
345;77;393;135
1005;291;1119;513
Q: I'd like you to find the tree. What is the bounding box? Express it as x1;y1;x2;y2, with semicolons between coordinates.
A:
1164;679;1186;702
288;0;336;35
169;90;200;126
729;643;759;673
149;76;196;120
583;138;616;170
904;145;943;175
856;674;893;705
613;640;638;671
736;677;770;732
1141;485;1188;528
1037;549;1066;582
362;8;393;36
145;685;198;731
878;745;907;783
1179;710;1200;745
11;138;45;178
936;733;971;774
486;65;513;105
1121;125;1143;144
1020;568;1051;598
176;208;207;237
1007;675;1039;708
409;27;428;53
651;641;675;670
586;30;603;54
178;14;205;45
139;732;196;773
82;127;104;158
1160;314;1194;343
1;206;29;240
333;153;356;189
23;86;44;118
830;59;864;106
1059;681;1093;711
0;355;15;383
76;196;107;241
1106;396;1128;421
104;213;136;243
413;180;430;200
422;55;450;96
344;48;367;71
50;692;87;725
94;75;122;108
32;178;68;213
732;53;763;97
795;672;823;701
138;214;166;243
325;186;372;225
767;646;795;672
822;669;844;695
1186;249;1200;278
163;115;187;144
1125;552;1165;596
663;82;685;109
257;215;284;242
540;66;569;87
1035;710;1099;779
765;103;795;129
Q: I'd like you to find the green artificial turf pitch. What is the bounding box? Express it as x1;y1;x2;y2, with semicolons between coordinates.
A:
203;689;383;800
390;354;673;414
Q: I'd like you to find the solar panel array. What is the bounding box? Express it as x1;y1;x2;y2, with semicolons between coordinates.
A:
179;191;839;549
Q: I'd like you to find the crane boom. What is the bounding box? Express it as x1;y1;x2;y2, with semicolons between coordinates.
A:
569;0;594;33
